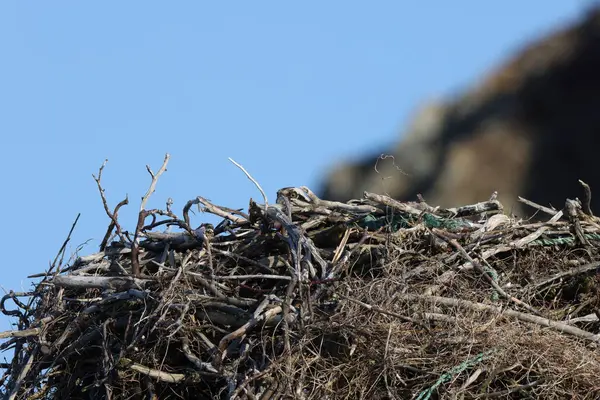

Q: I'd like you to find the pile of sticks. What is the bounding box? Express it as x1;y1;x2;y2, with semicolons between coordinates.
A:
2;154;600;399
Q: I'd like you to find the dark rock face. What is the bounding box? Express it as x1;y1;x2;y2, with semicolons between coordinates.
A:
318;7;600;218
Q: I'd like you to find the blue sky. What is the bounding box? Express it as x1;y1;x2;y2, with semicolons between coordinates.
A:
0;1;593;335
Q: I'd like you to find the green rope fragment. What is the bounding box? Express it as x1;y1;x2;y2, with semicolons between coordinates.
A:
483;267;500;301
355;213;412;231
354;211;600;248
531;233;600;246
354;212;472;232
415;349;495;400
421;213;470;230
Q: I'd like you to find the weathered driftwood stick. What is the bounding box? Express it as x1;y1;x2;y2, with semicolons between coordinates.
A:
445;199;503;217
363;191;424;216
51;275;152;291
217;305;284;356
289;186;379;214
518;196;559;216
531;261;600;290
564;313;599;324
69;261;111;276
182;196;248;229
196;196;248;224
74;252;107;265
143;230;200;243
66;246;131;274
399;294;600;343
0;327;40;339
119;358;185;383
181;337;219;373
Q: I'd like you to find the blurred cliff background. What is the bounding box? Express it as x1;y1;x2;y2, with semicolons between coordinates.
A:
1;2;598;334
319;4;600;218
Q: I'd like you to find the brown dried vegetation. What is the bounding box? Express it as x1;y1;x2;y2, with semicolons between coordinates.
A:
2;156;600;399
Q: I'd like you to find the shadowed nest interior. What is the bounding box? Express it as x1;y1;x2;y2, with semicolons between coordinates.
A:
2;154;600;400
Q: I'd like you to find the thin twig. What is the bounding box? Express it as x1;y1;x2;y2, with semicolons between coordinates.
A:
93;159;130;248
518;196;559;216
398;294;600;343
531;261;600;290
49;213;81;277
228;157;268;211
338;293;426;328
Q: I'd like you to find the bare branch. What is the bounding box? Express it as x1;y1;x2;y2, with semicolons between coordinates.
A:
131;153;171;277
228;157;268;210
140;153;170;211
93;159;129;248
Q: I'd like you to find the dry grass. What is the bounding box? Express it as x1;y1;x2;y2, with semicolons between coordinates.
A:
2;155;600;399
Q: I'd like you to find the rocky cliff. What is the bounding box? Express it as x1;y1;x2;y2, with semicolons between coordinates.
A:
319;7;600;218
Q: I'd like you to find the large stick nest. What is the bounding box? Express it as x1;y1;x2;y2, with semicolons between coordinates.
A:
2;154;600;399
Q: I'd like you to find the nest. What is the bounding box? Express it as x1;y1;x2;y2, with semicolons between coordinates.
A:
2;154;600;399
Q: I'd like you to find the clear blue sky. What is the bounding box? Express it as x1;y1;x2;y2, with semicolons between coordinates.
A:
0;1;593;334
